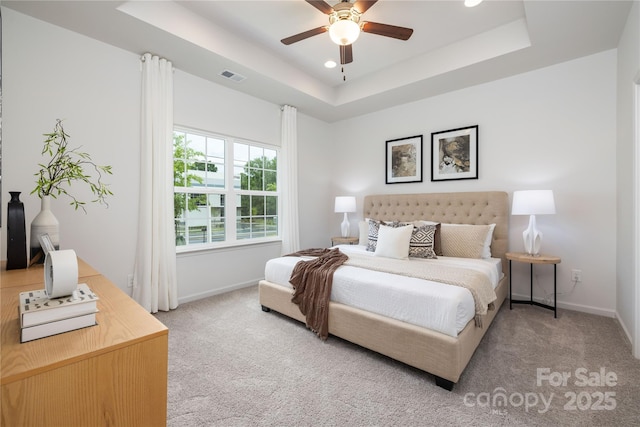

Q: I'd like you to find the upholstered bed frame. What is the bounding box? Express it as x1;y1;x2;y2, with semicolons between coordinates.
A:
259;191;509;390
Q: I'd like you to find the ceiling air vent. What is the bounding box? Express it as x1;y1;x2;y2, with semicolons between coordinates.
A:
220;69;246;83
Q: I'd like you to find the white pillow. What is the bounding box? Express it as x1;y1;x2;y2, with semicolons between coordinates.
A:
483;224;496;258
358;220;369;245
390;220;438;259
374;224;413;259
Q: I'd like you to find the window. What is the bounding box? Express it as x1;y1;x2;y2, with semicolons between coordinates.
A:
173;128;278;249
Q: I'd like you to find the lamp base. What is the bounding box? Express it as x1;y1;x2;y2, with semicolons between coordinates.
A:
340;212;350;238
523;214;542;255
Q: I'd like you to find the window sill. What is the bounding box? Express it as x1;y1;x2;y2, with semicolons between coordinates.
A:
176;238;282;256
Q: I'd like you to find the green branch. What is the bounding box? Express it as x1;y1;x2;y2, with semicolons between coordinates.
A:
31;119;113;213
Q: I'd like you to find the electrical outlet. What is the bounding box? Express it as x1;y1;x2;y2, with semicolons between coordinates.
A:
571;269;582;283
127;274;134;288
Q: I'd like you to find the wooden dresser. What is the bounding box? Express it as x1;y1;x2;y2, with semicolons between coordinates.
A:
1;259;168;426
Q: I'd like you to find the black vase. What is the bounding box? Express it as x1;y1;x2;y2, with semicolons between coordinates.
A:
7;191;28;270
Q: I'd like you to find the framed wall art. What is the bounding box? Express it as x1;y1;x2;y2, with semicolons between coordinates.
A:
385;135;423;184
431;125;478;182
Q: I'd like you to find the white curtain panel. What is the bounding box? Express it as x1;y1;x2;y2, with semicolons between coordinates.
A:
280;105;300;254
133;53;178;313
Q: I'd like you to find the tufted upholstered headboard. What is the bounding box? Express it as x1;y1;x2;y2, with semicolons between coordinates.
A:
363;192;510;273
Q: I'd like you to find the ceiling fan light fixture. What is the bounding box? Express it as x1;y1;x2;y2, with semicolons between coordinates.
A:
464;0;484;7
328;6;361;46
329;19;360;45
280;0;413;68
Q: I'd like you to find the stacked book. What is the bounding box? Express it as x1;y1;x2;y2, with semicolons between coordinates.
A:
19;283;99;343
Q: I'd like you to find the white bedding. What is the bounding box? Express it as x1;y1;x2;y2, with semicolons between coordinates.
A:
264;245;503;337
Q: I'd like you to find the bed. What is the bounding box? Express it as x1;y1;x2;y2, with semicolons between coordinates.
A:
259;191;509;390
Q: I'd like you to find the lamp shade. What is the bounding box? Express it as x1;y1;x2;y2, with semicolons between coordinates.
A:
511;190;556;215
329;19;360;45
334;196;356;213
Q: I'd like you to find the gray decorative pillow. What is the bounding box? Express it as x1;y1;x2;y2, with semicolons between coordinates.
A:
366;219;386;252
407;224;438;259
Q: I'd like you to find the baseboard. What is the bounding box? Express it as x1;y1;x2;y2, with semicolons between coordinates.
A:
178;279;260;305
615;311;633;347
510;293;616;318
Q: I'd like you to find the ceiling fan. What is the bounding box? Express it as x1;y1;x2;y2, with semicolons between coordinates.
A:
281;0;414;65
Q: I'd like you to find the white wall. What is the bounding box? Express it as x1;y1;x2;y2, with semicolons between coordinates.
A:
172;70;331;301
172;70;282;302
297;113;334;248
1;7;624;319
1;8;331;302
616;0;640;351
331;50;618;316
2;8;141;291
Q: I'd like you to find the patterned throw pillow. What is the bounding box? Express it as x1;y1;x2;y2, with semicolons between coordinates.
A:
366;219;386;252
407;224;437;259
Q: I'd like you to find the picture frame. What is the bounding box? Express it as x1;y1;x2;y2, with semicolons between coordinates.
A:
385;135;423;184
431;125;478;182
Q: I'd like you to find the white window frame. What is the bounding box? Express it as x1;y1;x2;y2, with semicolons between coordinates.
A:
174;126;281;253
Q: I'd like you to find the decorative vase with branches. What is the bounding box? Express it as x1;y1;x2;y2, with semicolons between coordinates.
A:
32;119;112;211
29;119;113;261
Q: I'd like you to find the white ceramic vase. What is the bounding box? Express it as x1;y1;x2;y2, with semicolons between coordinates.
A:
30;195;60;262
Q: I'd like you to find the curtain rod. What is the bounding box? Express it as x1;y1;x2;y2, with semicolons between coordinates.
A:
139;53;171;63
139;53;175;72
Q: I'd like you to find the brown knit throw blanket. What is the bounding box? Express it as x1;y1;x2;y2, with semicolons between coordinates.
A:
286;248;348;340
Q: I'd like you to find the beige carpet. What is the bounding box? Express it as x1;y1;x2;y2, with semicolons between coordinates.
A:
154;285;640;426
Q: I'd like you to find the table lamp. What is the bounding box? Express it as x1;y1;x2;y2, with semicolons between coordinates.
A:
334;196;356;238
511;190;556;256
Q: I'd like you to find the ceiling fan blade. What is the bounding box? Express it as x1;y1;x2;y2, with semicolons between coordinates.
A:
281;26;328;45
340;44;353;65
362;21;414;41
305;0;334;15
353;1;378;14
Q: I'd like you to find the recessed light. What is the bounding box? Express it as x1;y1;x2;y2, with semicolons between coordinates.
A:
324;60;337;69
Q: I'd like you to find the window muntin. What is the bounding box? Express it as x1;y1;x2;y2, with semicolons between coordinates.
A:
234;142;278;241
174;129;278;249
